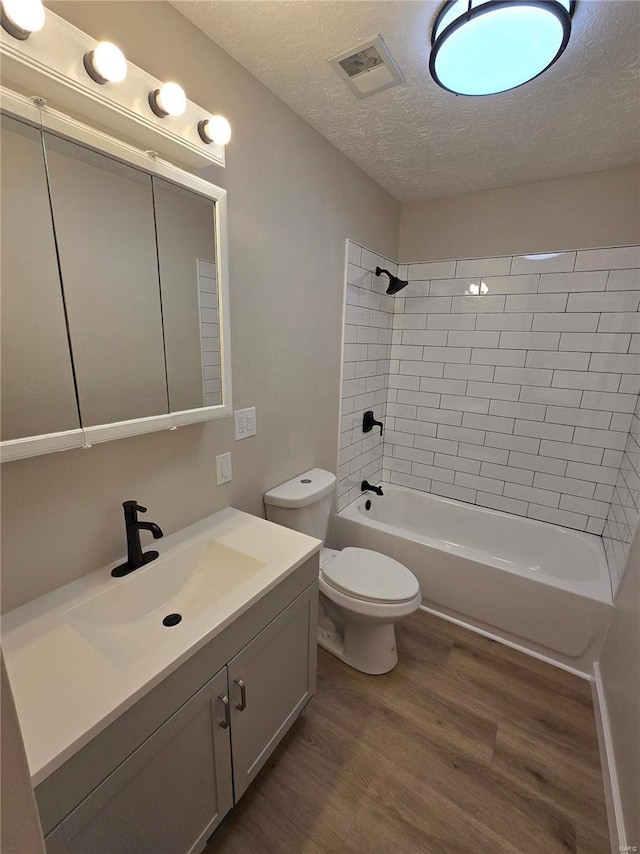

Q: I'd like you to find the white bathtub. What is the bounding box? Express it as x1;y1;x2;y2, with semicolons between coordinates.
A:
333;484;613;676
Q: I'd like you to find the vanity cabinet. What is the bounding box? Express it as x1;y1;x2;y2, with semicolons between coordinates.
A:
38;562;318;854
228;587;317;799
59;671;232;854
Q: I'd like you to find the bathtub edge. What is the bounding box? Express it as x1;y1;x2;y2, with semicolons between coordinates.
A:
418;604;592;680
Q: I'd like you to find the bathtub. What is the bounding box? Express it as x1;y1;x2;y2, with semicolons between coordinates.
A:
333;484;613;676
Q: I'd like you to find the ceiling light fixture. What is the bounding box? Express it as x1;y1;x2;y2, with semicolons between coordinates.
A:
1;0;45;40
149;82;187;118
198;115;232;146
83;42;128;85
430;0;575;96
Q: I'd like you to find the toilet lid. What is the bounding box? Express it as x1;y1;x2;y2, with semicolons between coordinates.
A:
321;548;420;604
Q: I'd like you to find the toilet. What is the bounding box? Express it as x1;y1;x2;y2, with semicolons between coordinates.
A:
264;468;421;674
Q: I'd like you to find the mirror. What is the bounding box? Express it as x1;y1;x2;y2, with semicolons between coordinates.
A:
0;105;231;462
152;177;221;410
44;134;169;427
0;115;80;442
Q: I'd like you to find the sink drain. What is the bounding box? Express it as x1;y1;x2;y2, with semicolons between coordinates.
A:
162;613;182;627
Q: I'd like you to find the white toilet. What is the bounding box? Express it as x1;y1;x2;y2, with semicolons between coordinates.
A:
264;468;421;675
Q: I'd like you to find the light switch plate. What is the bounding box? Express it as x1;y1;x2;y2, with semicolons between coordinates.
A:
216;452;232;485
234;407;256;440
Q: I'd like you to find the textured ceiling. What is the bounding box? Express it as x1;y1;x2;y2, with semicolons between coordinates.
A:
171;0;640;202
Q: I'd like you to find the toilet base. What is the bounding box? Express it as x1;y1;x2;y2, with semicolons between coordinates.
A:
317;621;398;675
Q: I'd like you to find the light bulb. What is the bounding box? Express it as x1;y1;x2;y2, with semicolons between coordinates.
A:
149;82;187;118
84;42;128;85
1;0;45;40
198;115;232;146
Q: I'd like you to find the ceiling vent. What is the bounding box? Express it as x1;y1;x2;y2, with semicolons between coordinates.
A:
329;35;405;99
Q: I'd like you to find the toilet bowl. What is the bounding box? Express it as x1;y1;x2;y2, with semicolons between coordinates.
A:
264;469;421;675
318;546;421;674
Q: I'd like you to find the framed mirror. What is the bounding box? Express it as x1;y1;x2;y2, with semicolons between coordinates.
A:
0;89;232;462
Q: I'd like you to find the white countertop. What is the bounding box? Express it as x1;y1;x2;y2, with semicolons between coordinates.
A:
1;508;320;786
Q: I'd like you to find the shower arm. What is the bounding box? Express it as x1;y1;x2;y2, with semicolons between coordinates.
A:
376;267;393;280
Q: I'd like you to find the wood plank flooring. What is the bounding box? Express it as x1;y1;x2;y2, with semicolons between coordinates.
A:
205;611;610;854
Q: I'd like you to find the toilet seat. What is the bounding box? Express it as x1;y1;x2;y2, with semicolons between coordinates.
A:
321;547;420;604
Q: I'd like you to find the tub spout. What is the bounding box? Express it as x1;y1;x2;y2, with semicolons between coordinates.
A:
361;481;383;496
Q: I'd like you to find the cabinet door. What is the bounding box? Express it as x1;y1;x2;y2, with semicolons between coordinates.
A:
0;115;80;442
228;583;318;800
60;669;232;854
43;132;168;427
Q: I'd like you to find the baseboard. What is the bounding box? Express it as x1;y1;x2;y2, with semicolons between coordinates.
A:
418;604;591;680
592;662;627;854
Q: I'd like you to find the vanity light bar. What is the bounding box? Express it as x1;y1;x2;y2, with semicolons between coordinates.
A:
0;0;45;41
0;7;231;161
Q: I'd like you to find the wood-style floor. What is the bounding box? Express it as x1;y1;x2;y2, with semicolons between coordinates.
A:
205;611;610;854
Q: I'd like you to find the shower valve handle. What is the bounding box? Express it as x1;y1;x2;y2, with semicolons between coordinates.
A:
363;410;383;436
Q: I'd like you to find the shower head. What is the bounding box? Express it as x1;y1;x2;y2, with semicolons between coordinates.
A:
375;266;409;295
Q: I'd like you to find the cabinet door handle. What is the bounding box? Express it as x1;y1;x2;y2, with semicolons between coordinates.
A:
218;694;230;729
233;678;246;711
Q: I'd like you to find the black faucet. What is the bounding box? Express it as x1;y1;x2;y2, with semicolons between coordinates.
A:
363;410;383;436
361;480;384;496
111;501;164;577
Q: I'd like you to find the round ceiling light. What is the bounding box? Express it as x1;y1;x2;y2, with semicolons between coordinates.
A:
430;0;575;96
83;42;128;85
1;0;45;40
149;82;187;118
198;115;232;146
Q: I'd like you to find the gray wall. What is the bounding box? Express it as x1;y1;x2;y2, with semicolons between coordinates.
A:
599;529;640;847
1;0;400;612
400;165;640;263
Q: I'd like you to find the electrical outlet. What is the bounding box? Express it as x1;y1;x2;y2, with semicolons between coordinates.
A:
234;407;256;440
216;452;232;485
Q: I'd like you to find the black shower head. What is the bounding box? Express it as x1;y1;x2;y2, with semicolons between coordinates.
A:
375;266;409;295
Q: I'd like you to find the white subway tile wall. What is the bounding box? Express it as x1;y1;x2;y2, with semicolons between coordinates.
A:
602;396;640;590
340;242;640;591
337;243;395;509
197;259;221;407
385;246;639;540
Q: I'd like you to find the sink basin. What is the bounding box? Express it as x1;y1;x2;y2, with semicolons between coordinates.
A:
65;538;266;665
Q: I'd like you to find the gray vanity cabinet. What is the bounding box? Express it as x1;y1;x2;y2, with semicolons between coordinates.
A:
228;584;318;800
39;563;319;854
58;668;232;854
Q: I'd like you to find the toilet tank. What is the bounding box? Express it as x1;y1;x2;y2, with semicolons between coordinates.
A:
264;468;336;543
